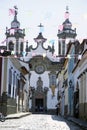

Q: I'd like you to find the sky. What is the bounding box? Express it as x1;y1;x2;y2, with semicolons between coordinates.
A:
0;0;87;54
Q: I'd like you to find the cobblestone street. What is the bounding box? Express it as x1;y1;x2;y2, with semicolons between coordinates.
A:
0;114;85;130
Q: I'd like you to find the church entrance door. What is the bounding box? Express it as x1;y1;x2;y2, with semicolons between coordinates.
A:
35;98;43;112
31;77;48;113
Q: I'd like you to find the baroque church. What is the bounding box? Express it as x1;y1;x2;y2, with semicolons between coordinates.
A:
25;29;62;113
1;6;77;114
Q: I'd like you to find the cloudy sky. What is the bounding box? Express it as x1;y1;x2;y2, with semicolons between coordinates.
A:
0;0;87;54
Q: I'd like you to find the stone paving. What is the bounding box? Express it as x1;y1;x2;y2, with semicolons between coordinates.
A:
0;114;85;130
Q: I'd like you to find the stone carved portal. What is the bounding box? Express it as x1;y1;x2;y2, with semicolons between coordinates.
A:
31;77;48;112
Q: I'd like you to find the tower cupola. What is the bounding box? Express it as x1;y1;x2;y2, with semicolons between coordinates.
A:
34;23;47;44
62;6;72;30
11;6;20;28
5;6;25;57
57;6;77;56
58;6;76;38
63;19;72;30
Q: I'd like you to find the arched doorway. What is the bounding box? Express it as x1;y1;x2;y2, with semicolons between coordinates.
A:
31;89;48;113
31;77;48;112
35;92;44;112
31;77;48;113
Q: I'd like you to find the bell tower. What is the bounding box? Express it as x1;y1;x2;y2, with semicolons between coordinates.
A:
57;6;77;56
5;6;25;56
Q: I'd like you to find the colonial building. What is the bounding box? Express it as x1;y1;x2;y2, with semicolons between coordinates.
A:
73;39;87;120
58;58;68;116
0;6;29;115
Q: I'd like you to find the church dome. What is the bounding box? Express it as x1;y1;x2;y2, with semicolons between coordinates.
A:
11;18;20;28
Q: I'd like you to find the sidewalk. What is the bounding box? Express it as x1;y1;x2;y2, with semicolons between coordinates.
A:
66;116;87;130
6;112;32;119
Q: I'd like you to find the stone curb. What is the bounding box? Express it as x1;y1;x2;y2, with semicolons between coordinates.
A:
6;112;32;120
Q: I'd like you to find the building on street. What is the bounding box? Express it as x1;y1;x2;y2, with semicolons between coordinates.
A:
0;5;87;121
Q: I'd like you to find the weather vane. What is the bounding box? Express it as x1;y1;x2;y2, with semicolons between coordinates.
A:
14;5;18;15
14;5;18;10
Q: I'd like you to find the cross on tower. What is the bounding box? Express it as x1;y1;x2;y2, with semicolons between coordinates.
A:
38;23;44;33
66;6;69;12
65;6;69;19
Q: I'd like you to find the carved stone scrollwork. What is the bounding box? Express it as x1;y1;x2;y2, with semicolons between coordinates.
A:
44;87;49;93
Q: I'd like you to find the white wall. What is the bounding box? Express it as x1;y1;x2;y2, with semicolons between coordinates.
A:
30;71;49;88
47;88;58;109
30;70;58;109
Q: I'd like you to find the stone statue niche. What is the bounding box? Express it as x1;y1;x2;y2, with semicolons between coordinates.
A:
37;77;43;92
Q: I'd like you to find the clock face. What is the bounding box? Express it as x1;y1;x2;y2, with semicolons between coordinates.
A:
35;64;45;74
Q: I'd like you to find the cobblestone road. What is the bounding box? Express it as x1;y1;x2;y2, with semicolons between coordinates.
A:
0;114;84;130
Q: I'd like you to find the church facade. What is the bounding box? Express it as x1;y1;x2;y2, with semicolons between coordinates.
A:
25;31;62;114
2;6;63;114
1;5;87;120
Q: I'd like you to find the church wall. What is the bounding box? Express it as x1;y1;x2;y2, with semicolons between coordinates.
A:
29;70;58;113
7;37;16;43
7;37;25;54
30;71;49;89
29;99;32;109
47;89;58;109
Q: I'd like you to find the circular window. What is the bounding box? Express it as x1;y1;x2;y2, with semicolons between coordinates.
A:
35;64;45;74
